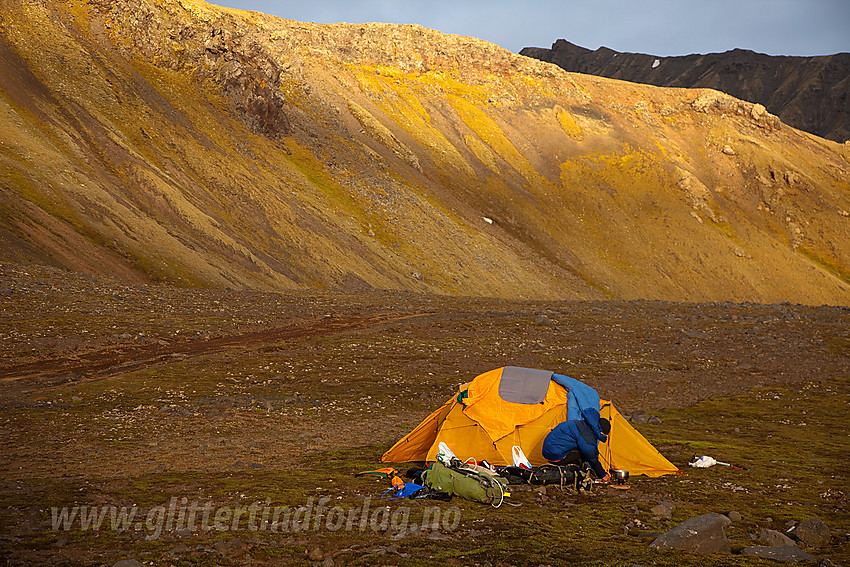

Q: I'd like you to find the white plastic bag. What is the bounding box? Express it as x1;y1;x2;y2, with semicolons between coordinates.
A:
511;445;532;470
436;441;457;466
688;455;717;468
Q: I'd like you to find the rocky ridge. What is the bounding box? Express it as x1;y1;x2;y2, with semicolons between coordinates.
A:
520;40;850;144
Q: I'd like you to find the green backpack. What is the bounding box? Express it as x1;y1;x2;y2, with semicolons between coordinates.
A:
421;462;507;507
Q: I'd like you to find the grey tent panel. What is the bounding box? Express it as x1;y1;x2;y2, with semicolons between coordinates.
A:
498;366;554;404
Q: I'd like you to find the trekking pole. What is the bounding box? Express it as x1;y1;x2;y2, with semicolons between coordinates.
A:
715;461;748;470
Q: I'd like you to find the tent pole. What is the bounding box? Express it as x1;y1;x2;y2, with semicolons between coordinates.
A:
606;402;613;471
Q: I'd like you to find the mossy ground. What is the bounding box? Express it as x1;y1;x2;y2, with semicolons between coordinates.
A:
3;379;848;566
1;263;848;565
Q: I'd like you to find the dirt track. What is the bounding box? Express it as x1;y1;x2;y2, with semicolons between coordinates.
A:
2;262;849;408
3;261;849;416
0;312;435;388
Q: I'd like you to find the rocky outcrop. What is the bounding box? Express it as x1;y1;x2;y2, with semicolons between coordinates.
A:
520;40;850;143
690;91;782;131
91;0;292;139
740;545;817;563
649;513;732;554
793;518;832;548
761;528;796;547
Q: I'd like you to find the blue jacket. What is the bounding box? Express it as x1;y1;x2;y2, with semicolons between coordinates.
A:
541;420;607;478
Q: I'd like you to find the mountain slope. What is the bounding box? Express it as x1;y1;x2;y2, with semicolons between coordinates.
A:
1;0;849;304
520;40;850;144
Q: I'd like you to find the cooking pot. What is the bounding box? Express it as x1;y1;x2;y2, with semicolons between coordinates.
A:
610;469;629;484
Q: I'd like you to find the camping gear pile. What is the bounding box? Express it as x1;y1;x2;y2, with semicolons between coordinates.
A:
362;367;681;506
360;440;592;508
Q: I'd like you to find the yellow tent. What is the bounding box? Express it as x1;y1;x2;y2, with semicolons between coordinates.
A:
381;367;680;477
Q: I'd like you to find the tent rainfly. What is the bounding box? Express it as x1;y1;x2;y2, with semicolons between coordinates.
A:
381;366;680;477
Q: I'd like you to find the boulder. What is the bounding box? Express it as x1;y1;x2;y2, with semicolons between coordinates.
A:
625;409;661;425
741;545;816;563
214;537;246;556
650;502;674;519
795;518;831;548
631;413;650;424
761;527;796;547
534;314;552;325
649;513;731;554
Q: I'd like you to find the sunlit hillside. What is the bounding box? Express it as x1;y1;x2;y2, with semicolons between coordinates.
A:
1;0;849;303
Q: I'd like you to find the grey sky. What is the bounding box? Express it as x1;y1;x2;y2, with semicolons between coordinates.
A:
213;0;850;56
